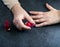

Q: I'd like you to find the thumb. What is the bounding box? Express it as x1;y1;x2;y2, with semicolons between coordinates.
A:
46;3;56;10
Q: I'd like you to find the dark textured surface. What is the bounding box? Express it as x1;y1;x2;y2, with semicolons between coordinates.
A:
0;0;60;47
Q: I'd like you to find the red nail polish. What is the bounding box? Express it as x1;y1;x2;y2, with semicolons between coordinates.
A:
4;20;10;30
25;22;35;27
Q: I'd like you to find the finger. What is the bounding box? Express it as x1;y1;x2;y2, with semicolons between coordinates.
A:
29;11;43;15
36;22;47;27
16;24;22;30
13;21;22;30
19;19;31;29
31;15;43;19
34;19;45;23
46;3;56;10
25;14;35;24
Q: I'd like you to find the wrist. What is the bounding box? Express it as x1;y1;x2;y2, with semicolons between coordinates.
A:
11;3;24;16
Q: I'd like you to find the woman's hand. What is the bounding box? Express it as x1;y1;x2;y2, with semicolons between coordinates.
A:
11;4;35;30
30;3;60;27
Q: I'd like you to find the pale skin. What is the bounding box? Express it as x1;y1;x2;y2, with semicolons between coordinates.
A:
30;3;60;27
11;3;60;30
11;4;35;30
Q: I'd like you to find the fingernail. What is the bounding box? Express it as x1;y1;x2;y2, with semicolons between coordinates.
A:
35;25;39;27
28;27;31;29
